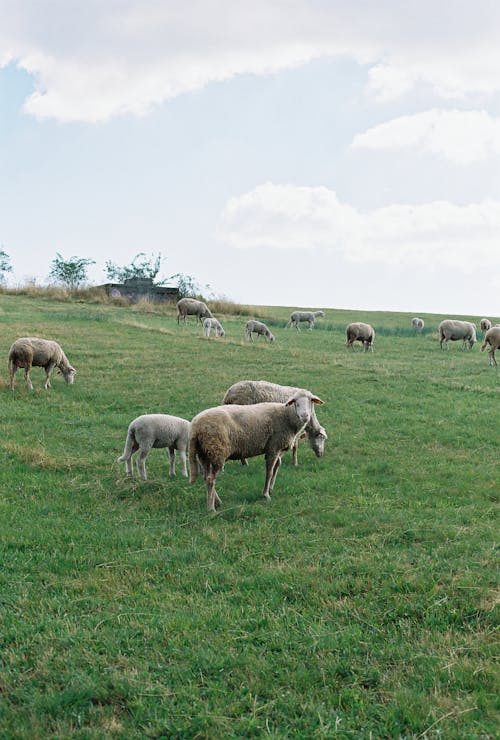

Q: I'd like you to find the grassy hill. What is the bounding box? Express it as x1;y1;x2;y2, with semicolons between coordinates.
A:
0;293;498;737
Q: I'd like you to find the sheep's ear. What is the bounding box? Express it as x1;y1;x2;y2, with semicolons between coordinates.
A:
312;396;324;405
299;433;307;439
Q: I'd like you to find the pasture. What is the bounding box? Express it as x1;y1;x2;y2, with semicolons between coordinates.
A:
0;293;498;738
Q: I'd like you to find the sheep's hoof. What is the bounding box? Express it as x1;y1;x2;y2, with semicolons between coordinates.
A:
263;494;271;503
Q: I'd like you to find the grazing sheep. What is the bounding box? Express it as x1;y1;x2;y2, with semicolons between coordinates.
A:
439;320;477;350
177;297;213;324
286;310;325;331
480;326;500;367
223;379;327;466
245;320;275;343
189;390;323;511
203;317;225;338
412;317;425;331
480;318;492;332
346;322;375;352
117;414;190;480
8;337;76;391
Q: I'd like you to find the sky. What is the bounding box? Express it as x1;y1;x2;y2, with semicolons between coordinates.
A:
1;0;500;316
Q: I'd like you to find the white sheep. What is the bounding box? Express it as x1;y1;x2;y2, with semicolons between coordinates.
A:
286;310;325;331
8;337;76;391
346;322;375;352
480;326;500;367
480;318;492;332
412;317;425;331
117;414;190;480
177;297;213;325
203;317;225;338
189;390;323;511
439;320;476;350
223;380;327;466
245;320;275;343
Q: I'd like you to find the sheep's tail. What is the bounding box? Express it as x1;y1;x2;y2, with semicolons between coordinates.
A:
117;428;135;462
189;434;199;484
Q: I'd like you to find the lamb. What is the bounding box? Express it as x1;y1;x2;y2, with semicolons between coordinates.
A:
117;414;190;480
346;322;375;352
480;318;492;332
189;389;323;511
438;320;476;350
286;310;325;331
245;320;275;343
480;326;500;367
412;317;425;331
8;337;76;391
203;317;225;338
223;380;327;466
177;297;213;324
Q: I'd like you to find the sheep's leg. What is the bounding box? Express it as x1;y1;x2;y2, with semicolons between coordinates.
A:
292;441;298;466
44;362;56;389
490;349;497;366
206;465;220;512
168;448;176;478
262;454;279;500
136;449;150;480
240;458;249;466
178;448;188;477
9;363;17;391
24;366;34;391
269;455;282;491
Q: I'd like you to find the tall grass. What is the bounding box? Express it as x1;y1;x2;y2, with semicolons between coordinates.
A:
0;292;498;737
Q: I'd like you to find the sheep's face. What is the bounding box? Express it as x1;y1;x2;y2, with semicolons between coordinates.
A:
309;429;327;457
61;367;76;385
287;394;314;426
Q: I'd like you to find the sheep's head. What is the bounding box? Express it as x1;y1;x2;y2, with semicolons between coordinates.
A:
286;392;323;426
308;426;328;457
59;366;76;384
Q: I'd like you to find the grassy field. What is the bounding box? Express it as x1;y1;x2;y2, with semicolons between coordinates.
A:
0;292;498;738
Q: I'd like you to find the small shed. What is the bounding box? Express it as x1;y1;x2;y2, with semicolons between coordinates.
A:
101;278;180;303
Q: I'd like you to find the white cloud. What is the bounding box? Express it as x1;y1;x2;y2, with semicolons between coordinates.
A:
352;109;500;164
1;1;500;122
217;183;500;269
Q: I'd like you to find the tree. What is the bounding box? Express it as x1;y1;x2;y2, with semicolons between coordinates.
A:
48;253;95;290
104;252;163;283
0;248;13;283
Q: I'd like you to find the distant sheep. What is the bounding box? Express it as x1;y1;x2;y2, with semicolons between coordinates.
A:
203;317;225;338
480;326;500;367
118;414;190;480
8;337;76;391
346;322;375;352
245;320;275;343
439;320;476;350
480;318;492;332
223;379;327;466
286;310;325;331
177;297;213;324
412;317;425;331
189;389;323;511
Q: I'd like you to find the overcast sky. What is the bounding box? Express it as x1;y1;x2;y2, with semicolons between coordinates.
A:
1;1;499;315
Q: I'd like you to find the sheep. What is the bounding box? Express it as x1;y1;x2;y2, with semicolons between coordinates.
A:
177;297;213;325
117;414;190;480
480;318;492;332
438;320;477;350
203;317;225;338
412;317;425;331
8;337;76;391
245;320;275;343
223;380;327;466
189;389;323;511
480;326;500;367
286;310;325;331
346;322;375;352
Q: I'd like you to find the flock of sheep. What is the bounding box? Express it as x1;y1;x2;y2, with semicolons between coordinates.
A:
7;300;499;511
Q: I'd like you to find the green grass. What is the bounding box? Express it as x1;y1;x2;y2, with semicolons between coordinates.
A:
0;293;498;738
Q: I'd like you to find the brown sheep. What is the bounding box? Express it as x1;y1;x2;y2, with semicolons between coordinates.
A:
480;326;500;366
8;337;76;391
